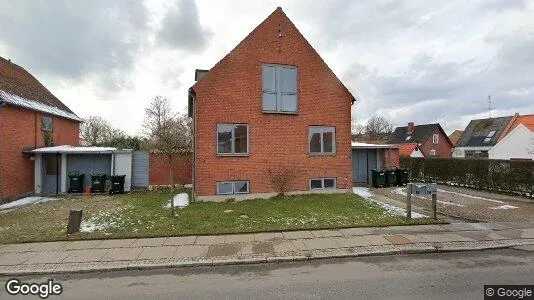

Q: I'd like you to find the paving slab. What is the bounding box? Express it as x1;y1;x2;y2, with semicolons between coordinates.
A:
252;242;275;254
173;245;208;258
100;248;143;261
63;240;103;250
303;238;339;250
494;229;523;239
62;249;109;263
521;228;534;239
138;246;176;260
195;235;226;245
404;233;475;243
94;239;137;249
282;231;314;240
254;232;284;241
207;244;242;257
164;236;197;246
25;251;70;264
513;244;534;252
0;243;38;253
29;241;70;252
311;230;343;238
290;239;308;251
130;237;167;248
338;227;372;236
0;252;36;265
273;241;300;253
384;235;413;245
224;234;255;244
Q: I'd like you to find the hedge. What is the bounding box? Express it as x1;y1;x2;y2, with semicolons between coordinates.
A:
400;157;534;198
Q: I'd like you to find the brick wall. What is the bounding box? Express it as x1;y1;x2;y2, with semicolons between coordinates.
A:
192;9;353;196
420;129;453;158
381;148;400;168
149;153;192;186
0;105;80;201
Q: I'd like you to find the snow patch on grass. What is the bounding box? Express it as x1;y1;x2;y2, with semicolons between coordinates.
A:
353;187;426;218
80;206;131;234
164;193;189;209
0;196;58;211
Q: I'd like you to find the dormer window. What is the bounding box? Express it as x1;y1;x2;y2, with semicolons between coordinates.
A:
483;130;496;143
262;64;297;113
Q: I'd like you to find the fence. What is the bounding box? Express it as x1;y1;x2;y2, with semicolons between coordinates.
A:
149;152;192;186
400;157;534;198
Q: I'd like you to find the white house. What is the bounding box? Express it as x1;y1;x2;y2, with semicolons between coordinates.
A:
489;124;534;160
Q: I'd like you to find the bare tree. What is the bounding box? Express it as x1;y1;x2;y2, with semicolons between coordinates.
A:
143;96;192;215
80;116;113;145
351;123;366;141
365;116;393;142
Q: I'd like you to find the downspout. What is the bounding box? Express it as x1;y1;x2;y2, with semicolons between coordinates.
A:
56;152;59;195
0;101;5;200
192;90;196;203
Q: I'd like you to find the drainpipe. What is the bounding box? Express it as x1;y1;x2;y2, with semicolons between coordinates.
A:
56;152;60;195
189;88;196;203
0;101;4;200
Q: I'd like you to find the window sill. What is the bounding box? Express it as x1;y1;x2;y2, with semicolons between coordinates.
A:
216;154;250;157
262;111;299;115
309;153;336;157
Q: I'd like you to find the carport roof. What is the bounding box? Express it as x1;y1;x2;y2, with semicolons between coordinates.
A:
28;145;131;154
351;142;398;149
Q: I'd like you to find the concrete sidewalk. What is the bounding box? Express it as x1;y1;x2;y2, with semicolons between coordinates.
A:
1;222;534;276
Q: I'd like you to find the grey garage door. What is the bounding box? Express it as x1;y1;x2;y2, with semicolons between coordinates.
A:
352;149;378;185
66;154;112;190
131;151;149;188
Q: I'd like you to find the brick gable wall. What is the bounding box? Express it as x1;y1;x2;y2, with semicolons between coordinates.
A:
0;105;80;201
420;129;452;158
192;9;353;197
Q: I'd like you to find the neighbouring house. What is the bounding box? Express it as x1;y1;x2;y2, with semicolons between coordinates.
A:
351;142;399;185
188;7;355;201
452;116;514;158
387;122;453;158
448;130;463;147
397;143;424;158
0;56;81;201
488;114;534;160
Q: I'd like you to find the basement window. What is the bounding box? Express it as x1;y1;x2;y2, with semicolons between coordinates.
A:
216;181;249;195
310;178;336;190
41;116;53;132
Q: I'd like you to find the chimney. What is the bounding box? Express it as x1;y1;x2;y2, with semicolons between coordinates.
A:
407;122;415;134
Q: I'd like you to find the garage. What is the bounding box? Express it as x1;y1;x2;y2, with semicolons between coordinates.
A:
352;142;400;185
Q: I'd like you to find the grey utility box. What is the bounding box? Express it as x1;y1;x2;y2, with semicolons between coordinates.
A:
412;183;437;196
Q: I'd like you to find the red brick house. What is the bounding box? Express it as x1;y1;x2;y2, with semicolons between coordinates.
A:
388;122;453;158
188;8;355;201
0;56;81;201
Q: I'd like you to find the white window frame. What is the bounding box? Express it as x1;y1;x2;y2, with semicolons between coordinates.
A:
430;149;436;156
216;124;249;155
310;178;336;190
262;64;298;113
484;130;496;143
41;116;53;132
309;126;336;155
432;134;439;144
216;181;250;195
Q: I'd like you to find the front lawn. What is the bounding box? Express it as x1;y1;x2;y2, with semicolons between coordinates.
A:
0;189;438;244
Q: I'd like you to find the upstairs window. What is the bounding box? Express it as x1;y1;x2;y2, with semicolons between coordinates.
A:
41;116;53;132
217;124;249;155
309;126;335;154
432;134;439;144
483;130;496;143
262;64;297;113
430;149;436;156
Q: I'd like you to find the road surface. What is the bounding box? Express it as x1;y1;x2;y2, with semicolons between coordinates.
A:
2;248;533;299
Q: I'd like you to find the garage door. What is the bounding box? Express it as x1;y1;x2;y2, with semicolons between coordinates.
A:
352;149;378;185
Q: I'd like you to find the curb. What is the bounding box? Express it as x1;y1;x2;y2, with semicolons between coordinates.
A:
1;239;532;276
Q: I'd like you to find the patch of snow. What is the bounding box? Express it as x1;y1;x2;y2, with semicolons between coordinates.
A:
224;209;234;213
353;187;427;218
164;193;189;209
0;196;58;211
0;90;82;121
437;189;506;204
490;205;518;210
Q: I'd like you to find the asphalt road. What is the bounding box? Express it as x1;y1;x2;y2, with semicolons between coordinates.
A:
2;248;533;300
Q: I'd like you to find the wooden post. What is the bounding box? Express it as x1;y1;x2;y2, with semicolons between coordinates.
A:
67;210;83;234
406;183;412;219
432;193;437;220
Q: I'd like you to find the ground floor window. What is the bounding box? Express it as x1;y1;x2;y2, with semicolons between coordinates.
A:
310;178;336;190
216;181;249;195
465;150;489;158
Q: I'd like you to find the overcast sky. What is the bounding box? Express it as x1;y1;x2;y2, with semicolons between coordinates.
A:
1;0;533;135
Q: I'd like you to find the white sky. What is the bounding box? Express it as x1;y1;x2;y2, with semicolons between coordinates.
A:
1;0;533;135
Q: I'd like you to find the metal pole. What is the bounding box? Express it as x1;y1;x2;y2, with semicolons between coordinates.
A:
432;193;437;220
406;183;412;219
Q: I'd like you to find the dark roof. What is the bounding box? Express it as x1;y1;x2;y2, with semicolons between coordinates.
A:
455;116;513;147
387;123;453;147
0;56;76;115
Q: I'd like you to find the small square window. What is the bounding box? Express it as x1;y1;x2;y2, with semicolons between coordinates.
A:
216;181;250;195
310;179;323;189
216;182;233;195
310;178;336;190
324;178;335;189
430;149;436;156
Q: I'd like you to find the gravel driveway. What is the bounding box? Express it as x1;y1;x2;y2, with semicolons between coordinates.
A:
373;184;534;222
